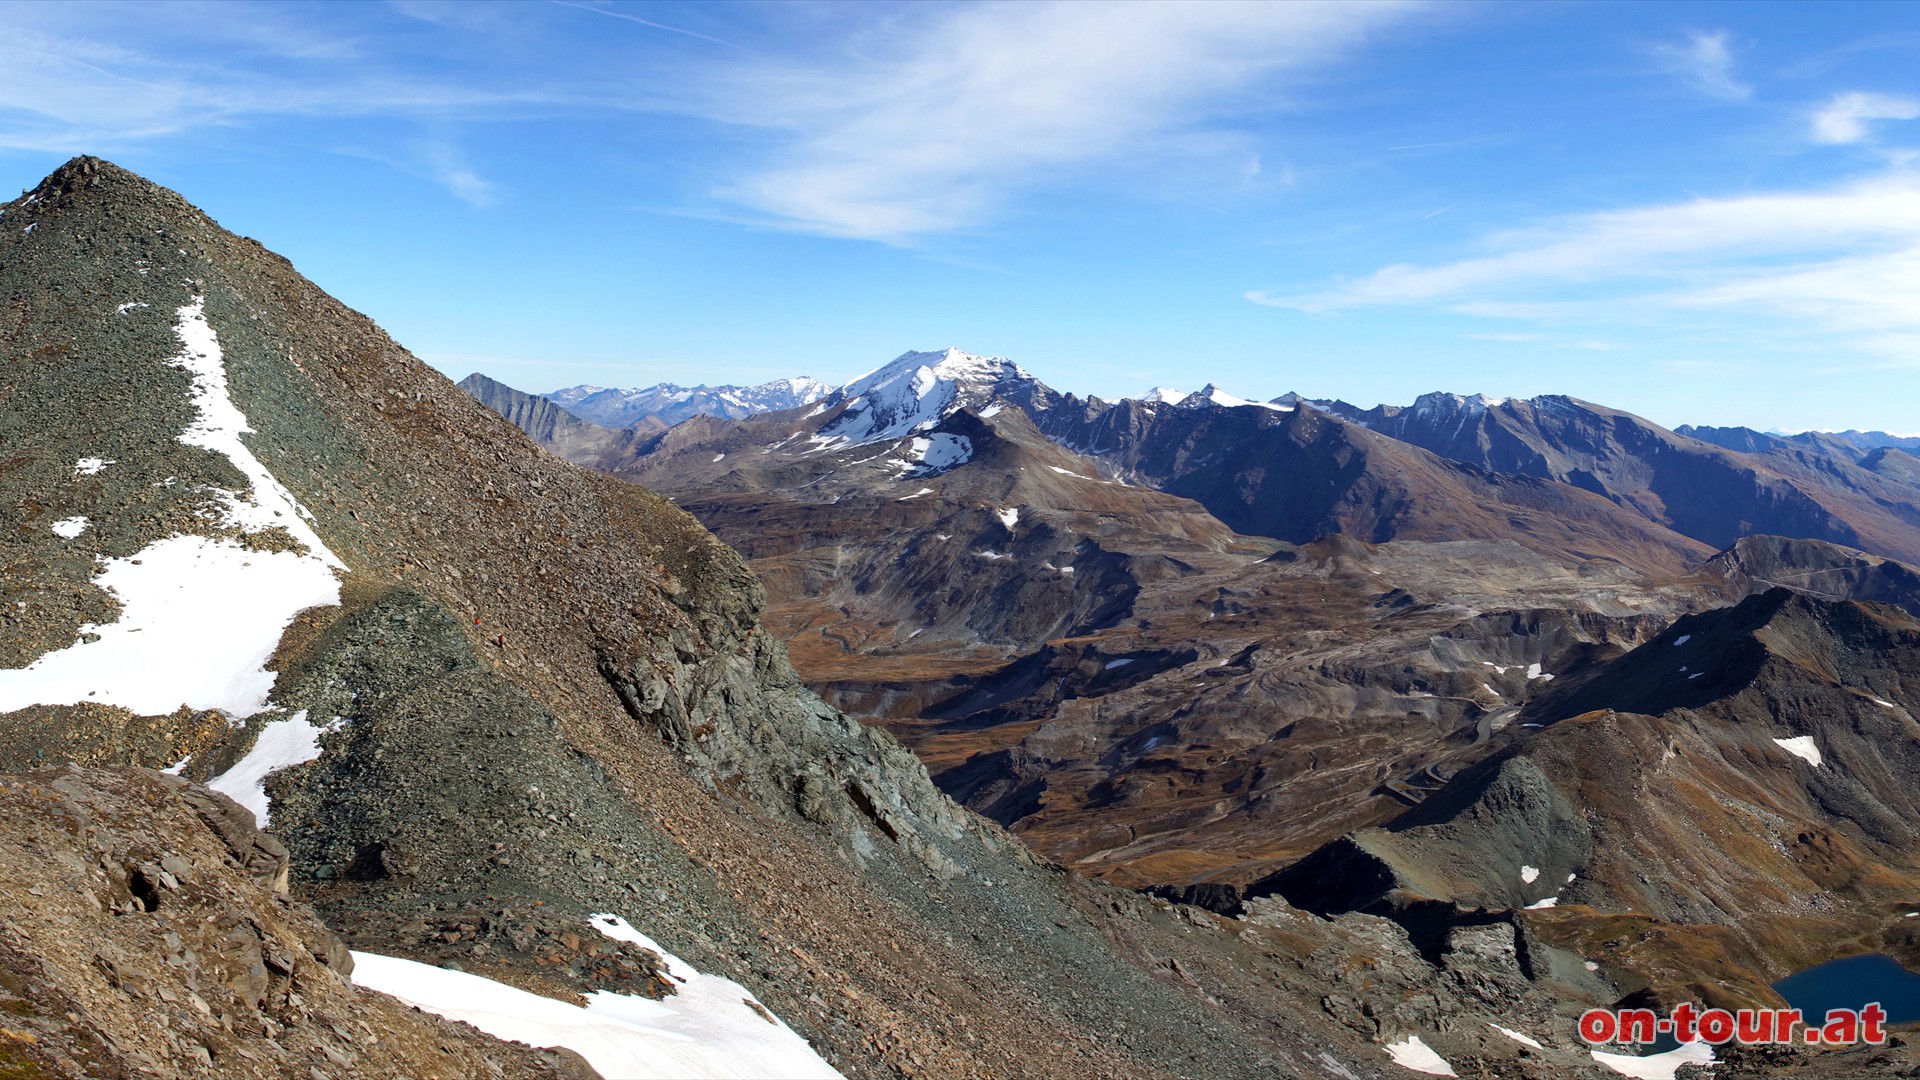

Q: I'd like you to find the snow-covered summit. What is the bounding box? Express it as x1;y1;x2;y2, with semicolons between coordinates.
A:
819;348;1044;447
1410;391;1509;415
1141;387;1189;404
1175;384;1293;412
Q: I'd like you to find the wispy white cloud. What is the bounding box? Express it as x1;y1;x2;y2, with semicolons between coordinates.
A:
691;1;1422;241
1811;91;1920;144
0;5;583;200
416;142;497;207
1651;30;1749;101
1253;169;1920;366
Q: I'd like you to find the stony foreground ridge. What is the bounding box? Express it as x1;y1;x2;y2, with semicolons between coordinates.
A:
0;157;1429;1077
0;766;598;1079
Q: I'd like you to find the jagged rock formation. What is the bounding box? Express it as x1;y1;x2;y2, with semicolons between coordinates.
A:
457;373;624;462
1;156;1413;1079
1028;393;1712;576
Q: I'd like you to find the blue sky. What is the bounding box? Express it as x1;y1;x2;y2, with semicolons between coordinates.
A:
5;1;1920;432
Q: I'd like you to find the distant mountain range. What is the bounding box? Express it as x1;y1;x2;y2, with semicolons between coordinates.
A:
545;377;831;429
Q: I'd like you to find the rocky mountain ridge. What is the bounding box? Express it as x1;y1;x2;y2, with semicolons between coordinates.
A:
548;376;831;429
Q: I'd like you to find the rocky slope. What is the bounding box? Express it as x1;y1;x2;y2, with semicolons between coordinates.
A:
0;156;1424;1079
1029;392;1713;577
1327;392;1920;566
1260;586;1920;1074
458;373;625;462
0;766;597;1079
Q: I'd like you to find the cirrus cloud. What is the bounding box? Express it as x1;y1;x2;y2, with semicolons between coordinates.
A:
696;1;1424;241
1250;169;1920;366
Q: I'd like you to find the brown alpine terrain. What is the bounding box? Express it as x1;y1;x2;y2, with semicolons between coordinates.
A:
1321;391;1920;565
472;330;1920;1074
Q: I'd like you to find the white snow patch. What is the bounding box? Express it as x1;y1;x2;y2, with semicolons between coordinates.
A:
74;457;113;476
1104;658;1135;670
207;710;333;826
996;507;1019;530
167;300;341;554
979;404;1003;418
1872;697;1897;709
50;516;88;538
0;299;342;720
905;432;971;472
1773;736;1822;767
1526;662;1552;681
1058;565;1074;574
1584;960;1601;971
1382;1034;1457;1076
1141;387;1188;403
1688;672;1705;680
1590;1041;1715;1080
1524;897;1558;909
352;923;841;1080
711;453;726;463
896;487;935;501
1673;635;1691;647
162;755;191;776
115;302;148;314
1180;384;1292;412
0;535;339;718
1490;1024;1543;1050
1047;465;1082;476
1520;865;1540;885
976;550;1009;561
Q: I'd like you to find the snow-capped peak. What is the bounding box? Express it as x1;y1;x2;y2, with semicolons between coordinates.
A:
1141;387;1189;404
820;348;1036;447
1177;384;1292;412
1411;391;1508;415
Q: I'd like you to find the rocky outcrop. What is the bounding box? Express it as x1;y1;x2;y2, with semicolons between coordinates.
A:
457;373;624;461
0;766;596;1079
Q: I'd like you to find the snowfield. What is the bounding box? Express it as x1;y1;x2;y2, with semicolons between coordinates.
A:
1382;1034;1456;1076
208;709;338;826
0;298;342;719
1773;735;1822;767
349;914;841;1079
1590;1040;1715;1079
